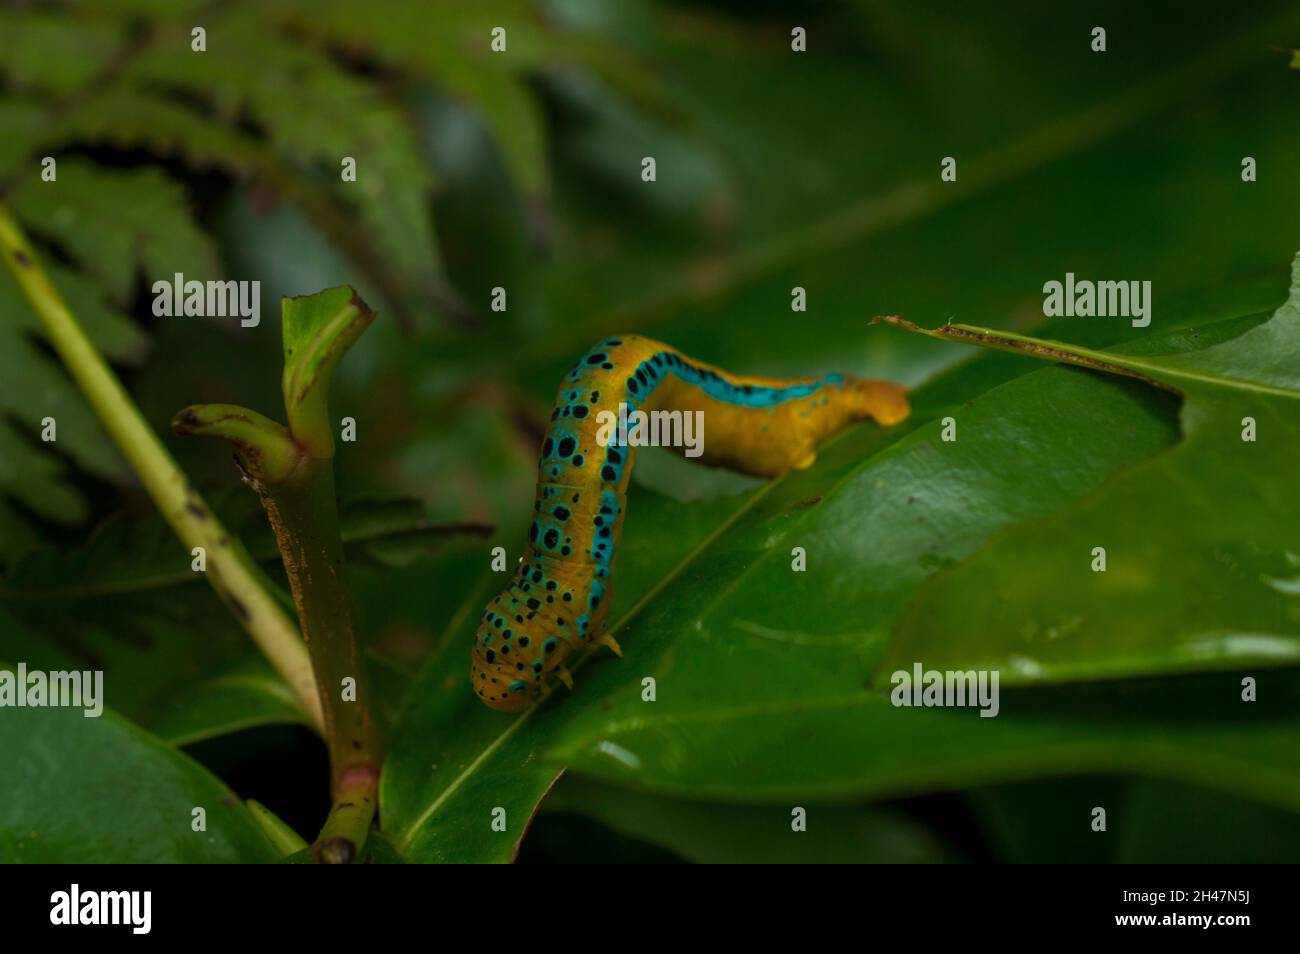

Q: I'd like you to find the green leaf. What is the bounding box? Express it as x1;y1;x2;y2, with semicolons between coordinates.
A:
124;5;444;301
379;569;565;863
433;61;551;201
1115;779;1300;863
5;262;151;363
0;160;213;549
542;777;955;863
0;100;47;179
0;491;476;601
0;11;125;95
4;2;453;330
375;507;590;863
53;86;269;174
0;423;87;531
147;656;310;747
278;0;557;199
338;497;491;568
965;777;1125;863
968;776;1300;863
378;485;763;862
0;327;132;487
0;247;151;549
0;578;282;744
881;253;1300;683
380;283;1300;860
511;2;1300;398
0;672;279;862
246;799;309;856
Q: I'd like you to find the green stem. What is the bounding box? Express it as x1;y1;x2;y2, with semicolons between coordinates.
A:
0;202;323;732
256;457;382;862
312;763;381;864
173;285;384;863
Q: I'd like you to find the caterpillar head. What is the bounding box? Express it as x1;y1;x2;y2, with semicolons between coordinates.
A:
471;618;540;713
848;377;910;427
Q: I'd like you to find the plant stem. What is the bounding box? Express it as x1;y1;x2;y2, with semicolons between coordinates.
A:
254;456;382;861
173;286;385;862
312;763;381;864
0;202;323;732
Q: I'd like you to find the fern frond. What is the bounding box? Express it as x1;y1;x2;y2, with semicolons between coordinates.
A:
0;9;126;95
9;160;220;304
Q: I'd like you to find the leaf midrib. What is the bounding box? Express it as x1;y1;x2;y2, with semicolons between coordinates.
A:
392;415;914;849
394;471;794;848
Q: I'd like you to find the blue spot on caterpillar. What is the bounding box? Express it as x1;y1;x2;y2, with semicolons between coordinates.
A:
472;335;909;711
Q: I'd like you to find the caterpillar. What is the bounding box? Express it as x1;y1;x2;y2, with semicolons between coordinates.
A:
472;334;909;712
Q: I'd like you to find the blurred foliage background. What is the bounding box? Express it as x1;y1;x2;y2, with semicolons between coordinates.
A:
1;0;1299;863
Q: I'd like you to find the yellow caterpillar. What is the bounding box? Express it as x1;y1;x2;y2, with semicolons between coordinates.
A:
472;335;909;711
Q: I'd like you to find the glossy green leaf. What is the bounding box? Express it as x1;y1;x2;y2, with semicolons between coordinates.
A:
381;288;1300;861
379;554;564;863
883;254;1300;683
379;274;1300;857
379;473;782;862
0;684;279;863
147;656;309;747
246;799;309;856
